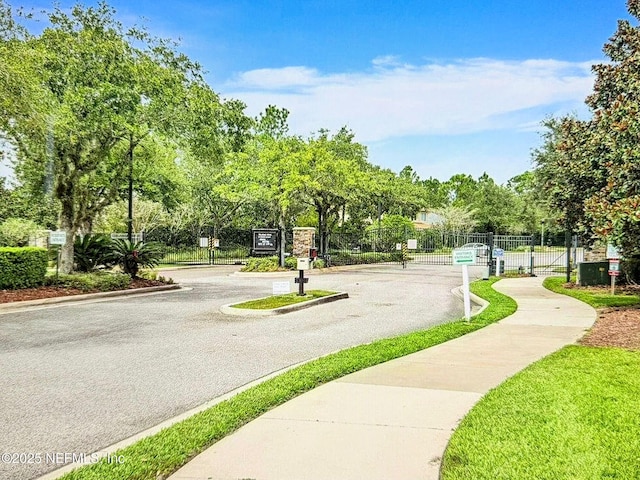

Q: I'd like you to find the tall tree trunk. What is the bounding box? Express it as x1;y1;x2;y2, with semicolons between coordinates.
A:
59;211;76;274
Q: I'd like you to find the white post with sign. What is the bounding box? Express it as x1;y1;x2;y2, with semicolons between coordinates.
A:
49;231;67;279
607;244;621;296
453;248;476;321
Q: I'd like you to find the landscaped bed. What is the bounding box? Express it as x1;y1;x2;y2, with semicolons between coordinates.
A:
0;274;173;304
441;276;640;480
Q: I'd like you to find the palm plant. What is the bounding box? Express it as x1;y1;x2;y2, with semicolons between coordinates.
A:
110;239;163;278
74;234;115;272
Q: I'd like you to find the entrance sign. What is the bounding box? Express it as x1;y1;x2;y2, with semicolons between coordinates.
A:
452;248;475;320
49;231;66;245
453;249;476;265
252;229;279;254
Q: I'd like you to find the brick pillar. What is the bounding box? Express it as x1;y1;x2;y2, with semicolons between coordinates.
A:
293;227;316;258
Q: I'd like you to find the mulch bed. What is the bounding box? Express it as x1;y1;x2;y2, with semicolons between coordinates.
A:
580;307;640;351
0;278;167;304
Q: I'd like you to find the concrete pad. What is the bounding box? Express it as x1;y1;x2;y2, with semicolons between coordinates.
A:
262;382;482;430
169;418;451;480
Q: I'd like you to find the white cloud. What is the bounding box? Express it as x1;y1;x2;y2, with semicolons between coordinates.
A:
223;57;595;142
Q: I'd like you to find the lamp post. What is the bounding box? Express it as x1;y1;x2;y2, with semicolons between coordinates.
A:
540;219;545;249
127;132;134;243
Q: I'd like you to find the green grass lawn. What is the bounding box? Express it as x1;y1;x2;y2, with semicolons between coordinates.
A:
442;346;640;480
441;276;640;480
232;290;337;309
544;276;640;308
58;278;515;480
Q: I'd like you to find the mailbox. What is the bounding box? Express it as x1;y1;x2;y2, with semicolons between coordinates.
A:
297;257;311;270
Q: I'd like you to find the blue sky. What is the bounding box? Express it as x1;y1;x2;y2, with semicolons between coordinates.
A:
5;0;634;183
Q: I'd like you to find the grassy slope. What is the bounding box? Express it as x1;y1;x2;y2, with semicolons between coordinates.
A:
60;278;515;480
442;346;640;480
442;276;640;480
544;276;640;308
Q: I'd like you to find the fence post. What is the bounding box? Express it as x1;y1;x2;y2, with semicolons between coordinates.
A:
488;232;494;275
529;234;535;276
565;230;572;283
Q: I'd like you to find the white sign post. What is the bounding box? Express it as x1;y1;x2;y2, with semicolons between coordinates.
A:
49;230;66;279
453;249;476;321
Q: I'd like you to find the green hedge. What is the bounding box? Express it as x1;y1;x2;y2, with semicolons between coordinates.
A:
0;247;48;289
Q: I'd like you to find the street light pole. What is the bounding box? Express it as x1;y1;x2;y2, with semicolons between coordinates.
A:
127;132;134;243
540;219;545;248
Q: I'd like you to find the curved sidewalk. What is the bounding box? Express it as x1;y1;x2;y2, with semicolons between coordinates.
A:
168;276;596;480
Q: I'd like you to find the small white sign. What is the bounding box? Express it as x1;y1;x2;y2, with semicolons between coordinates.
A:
395;243;402;251
453;249;476;265
199;237;208;248
272;281;291;295
407;239;418;250
493;248;505;257
297;257;311;270
213;238;220;248
49;231;67;246
606;244;620;259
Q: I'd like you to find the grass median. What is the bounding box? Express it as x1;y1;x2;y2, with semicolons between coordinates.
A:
231;290;337;309
441;276;640;480
59;278;516;480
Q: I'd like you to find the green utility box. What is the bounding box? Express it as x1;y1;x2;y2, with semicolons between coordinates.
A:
577;261;609;286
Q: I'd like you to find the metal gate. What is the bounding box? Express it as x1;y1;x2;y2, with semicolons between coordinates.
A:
144;227;252;266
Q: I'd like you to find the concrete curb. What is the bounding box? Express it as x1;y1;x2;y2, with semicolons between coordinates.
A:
220;292;349;316
0;284;182;312
450;285;490;317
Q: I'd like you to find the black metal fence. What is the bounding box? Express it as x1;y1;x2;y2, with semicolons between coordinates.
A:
326;228;492;266
136;225;582;274
144;227;252;266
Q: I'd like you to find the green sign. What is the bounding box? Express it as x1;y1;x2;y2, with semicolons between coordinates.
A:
453;249;476;265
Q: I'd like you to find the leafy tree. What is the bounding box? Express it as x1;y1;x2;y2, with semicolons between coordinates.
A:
468;173;518;233
5;3;203;273
302;128;369;254
532;0;640;258
0;217;44;246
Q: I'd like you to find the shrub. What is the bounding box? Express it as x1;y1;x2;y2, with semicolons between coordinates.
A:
0;218;45;247
45;272;131;291
241;256;281;272
111;239;162;278
284;256;298;269
74;234;115;272
0;247;48;289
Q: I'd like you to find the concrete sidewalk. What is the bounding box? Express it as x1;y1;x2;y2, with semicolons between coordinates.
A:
168;276;596;480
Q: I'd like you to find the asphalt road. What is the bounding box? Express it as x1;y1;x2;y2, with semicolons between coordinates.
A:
0;264;483;480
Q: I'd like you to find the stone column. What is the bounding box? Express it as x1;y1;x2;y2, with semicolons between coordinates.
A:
293;227;316;258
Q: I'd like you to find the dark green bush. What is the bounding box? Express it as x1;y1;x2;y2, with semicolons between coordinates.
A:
0;247;48;289
45;272;131;291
